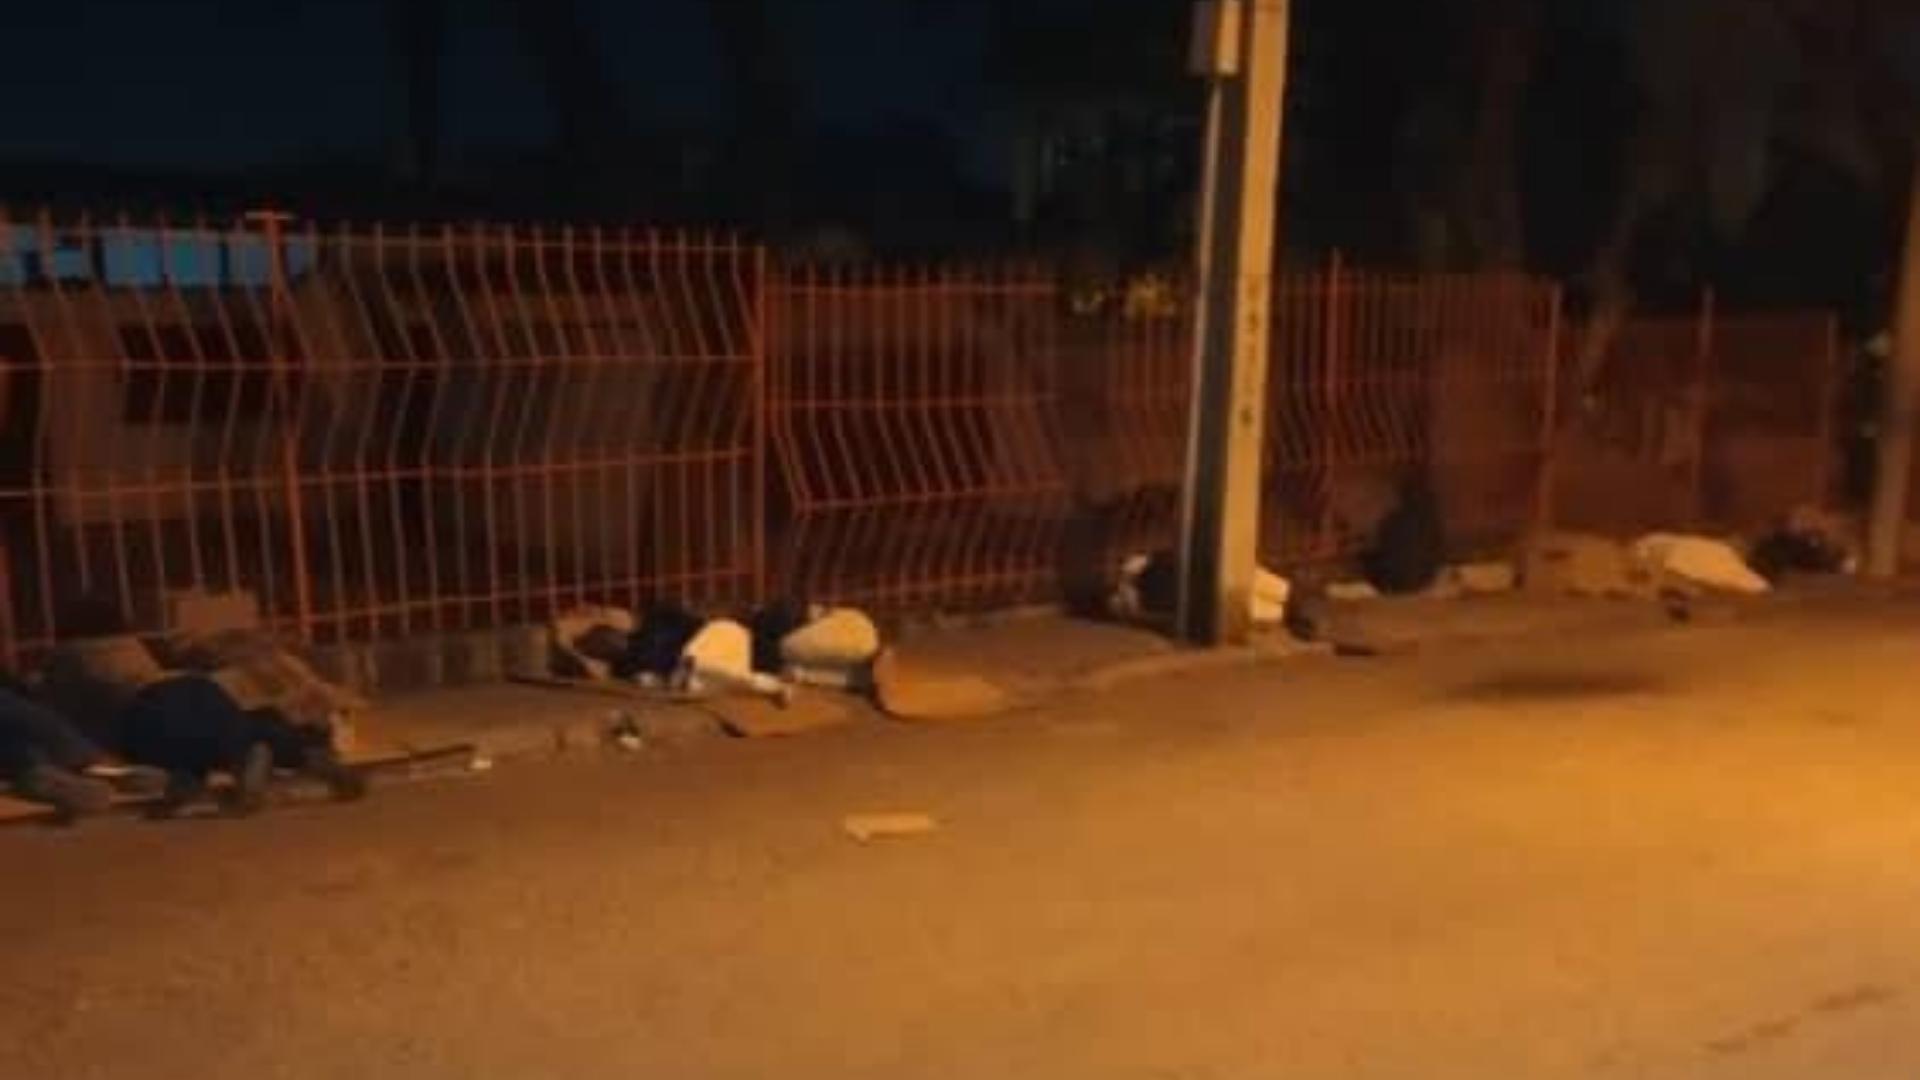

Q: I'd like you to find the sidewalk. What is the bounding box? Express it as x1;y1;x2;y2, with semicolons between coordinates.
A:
345;590;1683;763
366;578;1908;758
6;580;1898;825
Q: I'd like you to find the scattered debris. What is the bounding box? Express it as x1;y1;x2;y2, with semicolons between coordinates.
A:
607;710;645;752
841;811;939;843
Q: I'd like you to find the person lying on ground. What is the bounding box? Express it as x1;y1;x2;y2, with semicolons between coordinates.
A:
40;598;366;817
0;672;166;823
114;673;366;817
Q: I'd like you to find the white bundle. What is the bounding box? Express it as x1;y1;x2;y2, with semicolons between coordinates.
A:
1632;533;1770;595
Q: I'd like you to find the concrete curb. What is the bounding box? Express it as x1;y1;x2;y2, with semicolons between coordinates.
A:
343;587;1886;773
1066;637;1316;694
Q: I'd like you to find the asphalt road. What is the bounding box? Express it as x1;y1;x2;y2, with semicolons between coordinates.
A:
5;605;1920;1079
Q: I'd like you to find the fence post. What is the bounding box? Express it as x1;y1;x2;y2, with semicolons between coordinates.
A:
246;209;314;642
1689;286;1717;524
1533;283;1564;536
1175;0;1290;645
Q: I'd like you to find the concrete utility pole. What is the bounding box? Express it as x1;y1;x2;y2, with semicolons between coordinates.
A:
1866;156;1920;578
1177;0;1291;644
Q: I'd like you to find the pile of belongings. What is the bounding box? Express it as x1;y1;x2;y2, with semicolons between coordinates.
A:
551;601;883;705
27;611;369;817
1523;530;1769;599
154;628;371;751
39;626;369;752
1632;533;1772;596
1107;549;1292;628
1743;505;1858;583
1527;507;1860;603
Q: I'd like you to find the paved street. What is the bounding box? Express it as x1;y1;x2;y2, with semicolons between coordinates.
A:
5;604;1920;1078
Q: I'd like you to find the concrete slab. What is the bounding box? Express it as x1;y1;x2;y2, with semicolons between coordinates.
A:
889;615;1178;701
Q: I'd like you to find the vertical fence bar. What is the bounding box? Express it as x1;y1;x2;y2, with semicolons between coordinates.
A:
34;212;96;604
117;216;172;630
1690;286;1717;523
407;225;450;633
1817;312;1841;507
749;245;769;601
76;217;139;627
1534;283;1564;535
151;217;199;595
248;210;314;641
5;215;58;653
0;543;14;671
1319;251;1344;557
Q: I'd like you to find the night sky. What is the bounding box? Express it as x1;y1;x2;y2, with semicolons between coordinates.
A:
8;0;1917;317
6;0;987;172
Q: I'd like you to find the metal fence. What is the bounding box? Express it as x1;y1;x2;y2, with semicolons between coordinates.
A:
1555;297;1838;536
0;211;1846;664
1046;263;1563;579
1264;263;1561;568
765;265;1067;610
0;213;762;664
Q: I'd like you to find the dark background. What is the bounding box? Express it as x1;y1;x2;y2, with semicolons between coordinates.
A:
6;0;1919;322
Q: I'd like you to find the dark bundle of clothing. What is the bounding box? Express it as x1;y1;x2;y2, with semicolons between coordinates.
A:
1360;476;1445;596
111;674;365;816
38;599;366;818
1745;510;1856;583
0;672;166;823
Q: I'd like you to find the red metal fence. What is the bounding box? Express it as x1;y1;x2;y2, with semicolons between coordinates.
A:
0;211;1848;664
765;265;1067;610
1263;264;1561;568
1555;297;1837;536
0;213;761;665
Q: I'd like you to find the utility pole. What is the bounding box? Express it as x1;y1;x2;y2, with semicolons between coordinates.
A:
1866;156;1920;578
1177;0;1291;644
